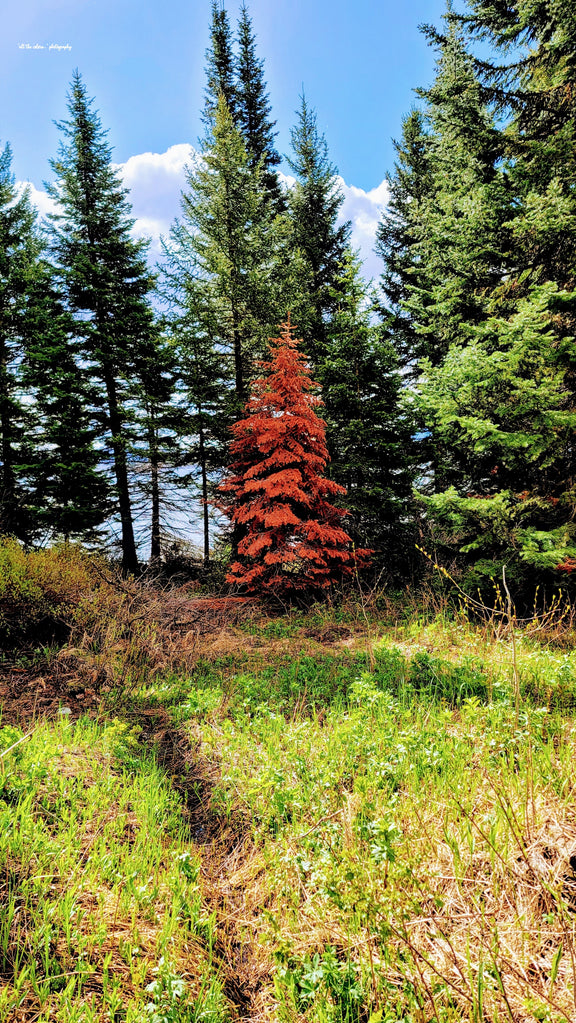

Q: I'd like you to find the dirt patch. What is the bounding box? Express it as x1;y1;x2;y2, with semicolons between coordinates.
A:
303;623;354;644
133;710;227;845
0;659;104;728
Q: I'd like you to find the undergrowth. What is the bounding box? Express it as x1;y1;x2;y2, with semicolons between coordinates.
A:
0;716;228;1022
4;545;576;1020
181;668;576;1022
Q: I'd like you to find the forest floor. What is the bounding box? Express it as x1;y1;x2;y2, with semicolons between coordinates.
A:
2;584;576;1022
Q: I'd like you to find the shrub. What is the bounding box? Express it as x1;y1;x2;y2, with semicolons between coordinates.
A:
0;539;101;647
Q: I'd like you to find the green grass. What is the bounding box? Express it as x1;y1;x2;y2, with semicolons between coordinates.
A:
165;620;576;1022
0;716;228;1023
4;605;576;1021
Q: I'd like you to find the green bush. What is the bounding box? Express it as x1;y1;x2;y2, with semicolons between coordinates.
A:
0;538;100;647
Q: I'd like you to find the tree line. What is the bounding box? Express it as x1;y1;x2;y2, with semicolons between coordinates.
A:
1;0;574;594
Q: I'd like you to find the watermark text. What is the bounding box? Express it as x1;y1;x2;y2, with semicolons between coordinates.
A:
18;43;72;51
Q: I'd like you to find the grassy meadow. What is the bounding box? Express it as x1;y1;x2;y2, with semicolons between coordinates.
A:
2;544;576;1021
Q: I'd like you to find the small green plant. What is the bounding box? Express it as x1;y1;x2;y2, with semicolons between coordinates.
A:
145;958;188;1023
279;947;365;1021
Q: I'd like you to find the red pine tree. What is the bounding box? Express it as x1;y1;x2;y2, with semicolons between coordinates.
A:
219;317;371;596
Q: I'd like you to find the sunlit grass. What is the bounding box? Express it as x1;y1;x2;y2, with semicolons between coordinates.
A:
0;716;228;1022
4;585;576;1021
173;624;576;1022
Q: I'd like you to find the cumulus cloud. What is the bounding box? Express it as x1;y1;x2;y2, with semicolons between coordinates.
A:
112;144;197;260
19;144;387;279
337;176;389;282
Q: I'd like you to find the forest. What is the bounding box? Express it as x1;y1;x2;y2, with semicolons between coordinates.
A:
2;0;576;1020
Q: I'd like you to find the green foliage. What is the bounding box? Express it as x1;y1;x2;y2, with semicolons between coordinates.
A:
319;253;416;563
0;141;107;544
0;141;43;539
0;538;99;646
287;95;351;364
279;947;365;1021
408;651;489;702
376;108;433;373
374;1;576;590
167;95;295;411
236;3;283;205
47;70;158;572
203;0;237;125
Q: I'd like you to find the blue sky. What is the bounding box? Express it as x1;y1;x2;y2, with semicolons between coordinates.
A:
3;0;450;278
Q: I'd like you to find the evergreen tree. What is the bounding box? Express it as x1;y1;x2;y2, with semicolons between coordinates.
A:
418;282;576;585
321;253;416;564
0;141;108;542
287;95;351;366
286;100;413;561
391;3;576;586
172;94;292;411
375;109;433;374
22;264;111;541
219;318;371;597
236;4;283;204
47;70;156;573
464;0;576;292
0;143;41;538
203;0;237;126
408;17;510;366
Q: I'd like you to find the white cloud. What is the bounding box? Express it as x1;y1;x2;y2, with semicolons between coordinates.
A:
19;144;388;279
338;176;389;282
112;144;197;259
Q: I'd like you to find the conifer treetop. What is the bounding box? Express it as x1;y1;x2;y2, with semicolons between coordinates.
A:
203;0;237;126
219;317;371;596
236;3;281;188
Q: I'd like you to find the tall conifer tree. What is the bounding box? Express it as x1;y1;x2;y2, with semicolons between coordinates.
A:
47;70;156;573
287;96;351;366
171;95;291;410
203;0;237;126
376;109;433;374
0;141;108;542
387;2;576;586
0;143;41;538
405;18;509;367
21;264;110;541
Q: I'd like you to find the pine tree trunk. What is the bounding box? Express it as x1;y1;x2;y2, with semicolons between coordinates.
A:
148;416;162;566
198;419;210;565
103;367;139;574
0;338;16;534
